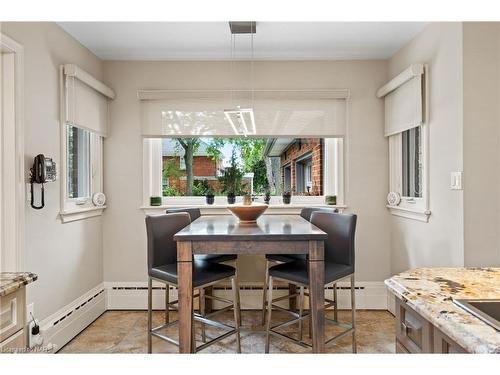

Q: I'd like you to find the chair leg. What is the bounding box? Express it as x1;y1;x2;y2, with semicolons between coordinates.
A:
165;284;170;324
298;286;304;342
147;277;152;354
234;267;241;327
265;276;274;353
351;274;357;353
200;287;206;343
261;259;270;326
333;283;338;322
231;276;242;353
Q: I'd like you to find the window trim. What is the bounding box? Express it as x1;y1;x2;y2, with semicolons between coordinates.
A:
387;124;430;222
142;137;345;208
59;66;105;223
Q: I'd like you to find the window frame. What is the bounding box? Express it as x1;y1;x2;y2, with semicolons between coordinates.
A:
387;124;430;222
60;125;105;222
142;137;345;208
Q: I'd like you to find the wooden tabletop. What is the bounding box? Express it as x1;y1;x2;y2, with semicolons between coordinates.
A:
174;214;327;241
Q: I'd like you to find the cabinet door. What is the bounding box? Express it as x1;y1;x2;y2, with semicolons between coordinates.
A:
395;298;433;353
433;327;467;353
0;287;26;342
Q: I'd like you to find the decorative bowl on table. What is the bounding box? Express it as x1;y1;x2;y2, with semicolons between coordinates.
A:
227;202;268;224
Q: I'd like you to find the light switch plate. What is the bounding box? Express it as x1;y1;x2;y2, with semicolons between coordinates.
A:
450;171;463;190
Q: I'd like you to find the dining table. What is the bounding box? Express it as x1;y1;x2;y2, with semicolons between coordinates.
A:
174;214;328;353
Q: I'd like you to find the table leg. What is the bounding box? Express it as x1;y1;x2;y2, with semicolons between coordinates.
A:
177;241;194;353
308;240;325;353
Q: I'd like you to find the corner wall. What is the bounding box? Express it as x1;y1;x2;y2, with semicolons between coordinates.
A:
0;22;105;321
463;22;500;266
388;23;465;273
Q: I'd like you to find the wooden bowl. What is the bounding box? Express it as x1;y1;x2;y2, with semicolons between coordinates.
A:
227;202;268;224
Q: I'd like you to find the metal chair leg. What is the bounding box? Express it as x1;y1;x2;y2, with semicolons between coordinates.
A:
298;286;305;342
265;276;274;353
231;276;242;353
234;267;241;327
261;259;270;326
333;283;338;321
165;284;170;324
200;287;206;343
351;274;357;353
147;277;152;353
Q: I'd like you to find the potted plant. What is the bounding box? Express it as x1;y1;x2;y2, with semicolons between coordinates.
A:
205;187;215;205
282;191;292;205
218;150;243;204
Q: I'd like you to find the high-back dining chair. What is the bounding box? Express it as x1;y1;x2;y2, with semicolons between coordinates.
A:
166;208;237;264
264;211;357;353
146;212;241;353
261;207;338;325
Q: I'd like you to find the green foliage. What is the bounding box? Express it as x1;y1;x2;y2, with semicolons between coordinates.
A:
251;158;269;195
218;150;244;195
163;185;181;197
163;159;181;180
192;180;211;196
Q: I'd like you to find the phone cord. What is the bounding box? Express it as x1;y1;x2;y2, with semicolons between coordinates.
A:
30;182;45;209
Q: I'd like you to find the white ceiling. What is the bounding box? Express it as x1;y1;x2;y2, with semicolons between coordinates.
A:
58;22;428;61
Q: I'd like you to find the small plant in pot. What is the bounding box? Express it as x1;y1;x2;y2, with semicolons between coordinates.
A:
264;189;271;205
218;150;243;205
282;191;292;205
205;187;215;205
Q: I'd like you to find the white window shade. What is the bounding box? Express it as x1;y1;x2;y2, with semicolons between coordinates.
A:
139;90;348;137
64;64;115;137
377;64;425;137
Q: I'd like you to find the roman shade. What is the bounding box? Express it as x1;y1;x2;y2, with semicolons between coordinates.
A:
138;90;348;137
63;64;115;137
377;64;425;137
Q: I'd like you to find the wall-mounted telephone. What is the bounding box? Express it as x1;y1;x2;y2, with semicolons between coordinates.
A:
30;154;56;209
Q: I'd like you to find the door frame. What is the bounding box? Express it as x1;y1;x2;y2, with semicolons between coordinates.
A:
1;32;25;272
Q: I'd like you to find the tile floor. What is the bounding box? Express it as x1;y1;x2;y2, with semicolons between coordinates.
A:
59;310;395;354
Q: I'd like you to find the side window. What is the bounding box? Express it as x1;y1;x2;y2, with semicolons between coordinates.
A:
66;125;91;199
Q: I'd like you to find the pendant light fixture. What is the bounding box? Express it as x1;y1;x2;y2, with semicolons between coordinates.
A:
224;22;257;137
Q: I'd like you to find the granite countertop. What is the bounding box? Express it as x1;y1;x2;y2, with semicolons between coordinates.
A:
385;267;500;353
0;272;38;297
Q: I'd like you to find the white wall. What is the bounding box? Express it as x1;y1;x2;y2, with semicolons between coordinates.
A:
388;23;465;273
463;22;500;267
0;22;104;320
102;60;391;284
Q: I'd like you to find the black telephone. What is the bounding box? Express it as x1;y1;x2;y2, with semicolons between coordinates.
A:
30;154;56;209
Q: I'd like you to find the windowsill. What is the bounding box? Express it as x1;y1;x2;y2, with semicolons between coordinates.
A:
141;203;346;215
60;205;106;223
386;204;430;222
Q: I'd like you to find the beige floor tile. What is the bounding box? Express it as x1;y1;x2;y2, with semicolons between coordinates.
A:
59;310;395;354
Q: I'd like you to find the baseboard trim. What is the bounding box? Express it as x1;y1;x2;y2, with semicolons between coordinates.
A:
105;281;388;311
39;283;106;352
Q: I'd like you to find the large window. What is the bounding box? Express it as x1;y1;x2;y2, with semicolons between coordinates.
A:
144;137;343;205
160;137;325;197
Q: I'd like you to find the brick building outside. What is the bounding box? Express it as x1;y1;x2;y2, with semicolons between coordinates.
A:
265;138;323;196
162;139;222;194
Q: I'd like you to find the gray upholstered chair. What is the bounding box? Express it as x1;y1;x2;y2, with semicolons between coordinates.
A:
146;212;241;353
261;207;338;325
265;211;357;353
166;208;237;264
